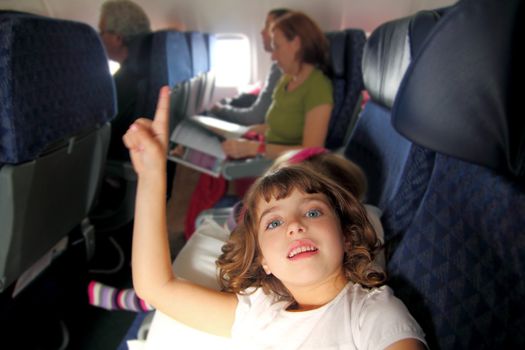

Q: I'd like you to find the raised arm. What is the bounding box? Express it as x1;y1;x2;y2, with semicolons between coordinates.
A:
123;86;237;337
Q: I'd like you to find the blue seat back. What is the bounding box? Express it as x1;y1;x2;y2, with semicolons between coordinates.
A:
345;12;439;215
187;31;209;76
388;0;525;347
325;29;366;150
0;11;115;165
0;11;115;292
135;30;192;119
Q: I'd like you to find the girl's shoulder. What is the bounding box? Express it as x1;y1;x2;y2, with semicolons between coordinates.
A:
348;284;427;348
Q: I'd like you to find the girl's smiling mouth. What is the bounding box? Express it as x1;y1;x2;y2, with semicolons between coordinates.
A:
287;240;319;260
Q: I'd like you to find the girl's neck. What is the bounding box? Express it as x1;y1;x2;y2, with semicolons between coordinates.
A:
285;271;348;312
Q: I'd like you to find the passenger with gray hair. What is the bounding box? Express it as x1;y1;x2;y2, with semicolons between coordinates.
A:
98;0;151;64
98;0;151;160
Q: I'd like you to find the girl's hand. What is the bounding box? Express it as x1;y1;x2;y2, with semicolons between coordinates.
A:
123;86;171;177
222;138;258;159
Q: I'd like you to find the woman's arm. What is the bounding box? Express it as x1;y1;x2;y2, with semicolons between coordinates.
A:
222;103;332;159
124;87;237;337
385;339;427;350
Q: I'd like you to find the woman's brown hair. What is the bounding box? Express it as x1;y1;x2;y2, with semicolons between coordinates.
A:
217;165;385;301
272;11;331;76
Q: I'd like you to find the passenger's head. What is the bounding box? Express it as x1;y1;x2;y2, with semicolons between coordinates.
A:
218;160;384;302
99;0;151;62
270;11;330;75
261;8;291;52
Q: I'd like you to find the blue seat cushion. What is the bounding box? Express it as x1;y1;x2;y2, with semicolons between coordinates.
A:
388;154;525;349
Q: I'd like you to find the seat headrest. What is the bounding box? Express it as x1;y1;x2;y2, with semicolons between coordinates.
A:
326;31;346;78
392;0;524;177
0;12;116;164
126;33;153;76
362;10;442;110
164;31;192;84
362;17;412;109
187;31;209;76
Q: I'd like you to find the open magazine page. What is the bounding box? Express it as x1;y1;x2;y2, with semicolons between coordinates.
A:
168;119;227;177
190;115;249;139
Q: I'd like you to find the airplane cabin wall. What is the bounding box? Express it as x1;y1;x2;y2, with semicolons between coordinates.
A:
1;0;457;101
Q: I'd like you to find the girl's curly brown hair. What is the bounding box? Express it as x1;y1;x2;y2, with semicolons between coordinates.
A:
217;165;385;301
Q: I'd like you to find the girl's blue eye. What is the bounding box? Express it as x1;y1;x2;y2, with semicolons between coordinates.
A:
266;219;283;230
306;209;322;218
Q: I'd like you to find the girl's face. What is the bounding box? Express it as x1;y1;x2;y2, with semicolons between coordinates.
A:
256;189;347;290
270;28;301;74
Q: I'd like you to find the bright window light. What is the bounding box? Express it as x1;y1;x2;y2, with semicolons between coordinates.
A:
213;34;250;87
108;60;121;75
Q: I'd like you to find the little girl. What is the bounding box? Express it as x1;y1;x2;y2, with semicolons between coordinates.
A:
124;87;426;349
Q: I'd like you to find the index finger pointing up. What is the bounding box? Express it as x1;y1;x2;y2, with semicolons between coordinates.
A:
152;86;171;143
154;86;171;125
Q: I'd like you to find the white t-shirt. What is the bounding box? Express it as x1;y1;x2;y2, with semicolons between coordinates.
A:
232;282;426;350
136;206;392;349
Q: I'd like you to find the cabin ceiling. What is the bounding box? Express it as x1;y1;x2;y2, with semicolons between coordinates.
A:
1;0;457;34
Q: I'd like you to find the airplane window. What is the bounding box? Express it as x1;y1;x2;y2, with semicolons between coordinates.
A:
108;60;120;75
214;34;251;87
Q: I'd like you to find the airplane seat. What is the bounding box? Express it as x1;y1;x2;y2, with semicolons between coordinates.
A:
325;28;366;150
152;30;193;132
147;30;193;122
387;0;525;347
201;33;217;111
344;10;441;216
186;31;209;117
91;30;192;233
0;11;115;293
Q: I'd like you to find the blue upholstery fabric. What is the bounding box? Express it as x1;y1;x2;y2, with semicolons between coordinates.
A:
388;154;525;348
380;145;435;244
325;29;366;149
165;31;193;85
345;102;414;208
0;11;115;164
142;30;192;117
325;31;348;147
187;31;209;76
204;33;217;71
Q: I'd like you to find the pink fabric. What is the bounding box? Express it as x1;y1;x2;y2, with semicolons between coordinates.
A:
288;147;328;164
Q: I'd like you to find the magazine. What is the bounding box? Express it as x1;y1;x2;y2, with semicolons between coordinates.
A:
168;115;271;178
189;115;249;139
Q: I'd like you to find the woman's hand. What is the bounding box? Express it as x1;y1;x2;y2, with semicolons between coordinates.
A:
247;124;268;134
123;86;171;177
169;144;185;157
222;138;258;159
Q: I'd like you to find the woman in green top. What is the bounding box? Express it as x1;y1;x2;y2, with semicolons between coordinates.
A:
222;11;333;159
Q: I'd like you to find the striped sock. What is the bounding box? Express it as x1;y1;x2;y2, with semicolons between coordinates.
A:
87;281;153;312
